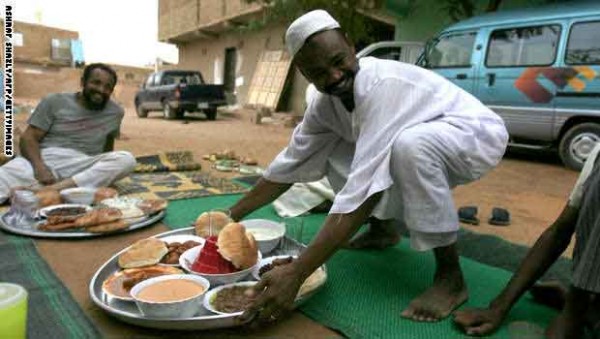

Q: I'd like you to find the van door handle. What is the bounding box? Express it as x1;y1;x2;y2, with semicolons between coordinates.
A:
487;73;496;86
456;73;467;79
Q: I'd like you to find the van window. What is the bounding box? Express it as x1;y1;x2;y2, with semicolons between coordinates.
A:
566;21;600;65
425;32;476;68
486;25;560;67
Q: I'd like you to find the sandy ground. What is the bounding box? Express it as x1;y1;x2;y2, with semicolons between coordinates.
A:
11;105;580;255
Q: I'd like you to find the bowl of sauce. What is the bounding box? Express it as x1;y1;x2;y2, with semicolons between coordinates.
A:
130;274;210;318
240;219;285;254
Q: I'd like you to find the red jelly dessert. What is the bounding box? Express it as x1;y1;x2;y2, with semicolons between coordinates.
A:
191;236;237;274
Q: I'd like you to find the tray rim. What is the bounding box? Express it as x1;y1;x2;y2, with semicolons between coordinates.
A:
0;210;165;239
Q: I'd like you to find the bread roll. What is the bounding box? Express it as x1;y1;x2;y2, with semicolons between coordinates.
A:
36;190;62;207
94;187;118;204
194;211;232;237
217;222;258;270
118;238;168;268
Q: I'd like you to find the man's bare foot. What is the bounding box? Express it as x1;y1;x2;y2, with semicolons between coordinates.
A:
529;281;567;310
401;273;468;322
345;219;400;250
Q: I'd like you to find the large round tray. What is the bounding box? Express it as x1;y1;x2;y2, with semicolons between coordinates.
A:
0;210;165;238
89;227;327;330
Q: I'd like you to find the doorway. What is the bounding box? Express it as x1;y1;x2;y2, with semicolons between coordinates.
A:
224;47;237;93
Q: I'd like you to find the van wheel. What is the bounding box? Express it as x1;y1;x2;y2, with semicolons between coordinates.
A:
205;108;217;121
135;103;148;118
162;102;177;120
559;122;600;171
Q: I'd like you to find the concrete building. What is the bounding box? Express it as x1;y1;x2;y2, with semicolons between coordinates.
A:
158;0;395;115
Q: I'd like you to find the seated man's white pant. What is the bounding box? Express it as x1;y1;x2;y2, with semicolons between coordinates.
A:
273;178;335;217
0;147;136;203
326;120;506;251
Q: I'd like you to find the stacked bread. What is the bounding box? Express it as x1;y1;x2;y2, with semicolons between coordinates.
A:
191;221;258;274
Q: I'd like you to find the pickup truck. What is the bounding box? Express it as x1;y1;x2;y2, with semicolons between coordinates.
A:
134;70;227;120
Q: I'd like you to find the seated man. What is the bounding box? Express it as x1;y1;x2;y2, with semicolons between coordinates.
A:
0;63;136;203
454;144;600;338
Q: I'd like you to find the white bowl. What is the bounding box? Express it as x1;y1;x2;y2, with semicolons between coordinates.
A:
60;187;97;205
240;219;285;254
130;274;210;319
252;254;298;280
179;245;260;286
202;281;257;316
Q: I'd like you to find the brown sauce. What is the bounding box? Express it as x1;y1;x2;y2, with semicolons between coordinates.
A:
212;286;255;313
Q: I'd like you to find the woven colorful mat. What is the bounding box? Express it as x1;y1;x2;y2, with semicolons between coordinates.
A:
134;150;202;173
113;171;248;201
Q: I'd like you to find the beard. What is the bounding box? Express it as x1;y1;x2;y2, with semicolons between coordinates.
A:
82;88;109;110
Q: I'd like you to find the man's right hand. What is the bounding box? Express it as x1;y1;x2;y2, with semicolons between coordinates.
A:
453;307;505;336
34;166;56;185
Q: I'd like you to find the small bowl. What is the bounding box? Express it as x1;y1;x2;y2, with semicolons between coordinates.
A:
179;245;260;286
130;274;210;319
240;219;285;254
252;255;298;280
60;187;97;205
202;281;257;316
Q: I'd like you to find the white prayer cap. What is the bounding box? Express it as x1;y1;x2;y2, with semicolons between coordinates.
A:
285;10;340;58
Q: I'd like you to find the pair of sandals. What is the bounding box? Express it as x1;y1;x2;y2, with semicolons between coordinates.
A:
458;206;510;226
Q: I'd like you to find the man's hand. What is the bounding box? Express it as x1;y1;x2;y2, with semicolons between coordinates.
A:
33;165;56;185
453;307;506;336
239;263;304;324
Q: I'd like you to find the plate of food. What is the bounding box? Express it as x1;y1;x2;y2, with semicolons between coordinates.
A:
38;204;92;219
0;201;167;238
89;223;327;330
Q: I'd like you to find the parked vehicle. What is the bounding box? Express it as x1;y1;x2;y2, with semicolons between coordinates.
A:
135;70;228;120
416;3;600;170
356;40;424;62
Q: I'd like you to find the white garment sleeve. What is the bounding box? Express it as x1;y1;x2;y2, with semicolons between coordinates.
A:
264;106;341;183
330;78;444;214
568;143;600;207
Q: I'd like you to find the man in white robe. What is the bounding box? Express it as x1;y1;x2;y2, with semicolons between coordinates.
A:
229;10;508;323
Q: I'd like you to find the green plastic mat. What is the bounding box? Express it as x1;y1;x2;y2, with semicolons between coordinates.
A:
0;232;100;338
163;196;558;339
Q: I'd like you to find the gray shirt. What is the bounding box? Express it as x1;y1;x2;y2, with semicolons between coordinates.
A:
28;93;124;156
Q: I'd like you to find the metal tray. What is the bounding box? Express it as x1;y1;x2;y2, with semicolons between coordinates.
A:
0;210;165;238
89;227;327;330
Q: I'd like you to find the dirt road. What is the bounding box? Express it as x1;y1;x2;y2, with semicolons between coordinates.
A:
9;105;578;253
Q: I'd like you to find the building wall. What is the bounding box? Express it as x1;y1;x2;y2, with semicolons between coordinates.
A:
393;0;562;42
178;22;309;113
9;21;79;64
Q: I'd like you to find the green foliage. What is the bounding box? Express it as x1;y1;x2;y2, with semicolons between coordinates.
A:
243;0;386;45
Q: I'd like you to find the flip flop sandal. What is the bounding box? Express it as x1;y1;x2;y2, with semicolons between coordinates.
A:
458;206;479;225
489;207;511;226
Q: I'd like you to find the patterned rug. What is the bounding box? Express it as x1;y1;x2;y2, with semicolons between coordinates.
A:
134;150;202;173
113;171;249;201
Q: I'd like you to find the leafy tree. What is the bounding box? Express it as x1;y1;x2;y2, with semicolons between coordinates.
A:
243;0;387;46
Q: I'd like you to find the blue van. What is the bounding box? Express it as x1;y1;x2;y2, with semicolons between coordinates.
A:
418;3;600;170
